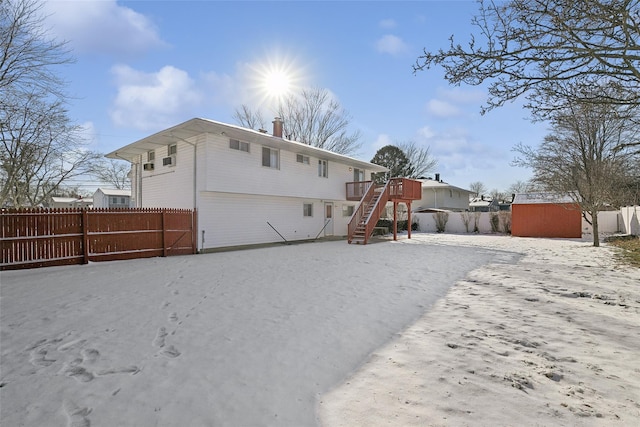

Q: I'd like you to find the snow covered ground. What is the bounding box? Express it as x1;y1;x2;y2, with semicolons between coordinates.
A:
1;233;638;426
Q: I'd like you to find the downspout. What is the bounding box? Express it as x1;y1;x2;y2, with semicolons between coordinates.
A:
170;133;199;250
169;133;198;210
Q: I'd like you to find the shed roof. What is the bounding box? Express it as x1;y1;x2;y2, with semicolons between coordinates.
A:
512;192;577;205
106;117;388;173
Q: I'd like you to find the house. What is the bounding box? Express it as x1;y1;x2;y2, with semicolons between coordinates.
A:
412;175;474;212
511;192;582;238
93;188;132;208
469;195;500;212
106;117;390;250
50;196;93;209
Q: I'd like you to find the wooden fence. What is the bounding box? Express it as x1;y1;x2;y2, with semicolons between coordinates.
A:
1;208;197;271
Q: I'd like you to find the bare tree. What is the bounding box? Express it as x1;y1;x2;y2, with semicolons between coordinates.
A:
469;181;487;197
507;180;534;195
1;89;101;207
93;159;131;190
0;0;99;207
277;87;362;156
0;0;72;95
232;104;266;131
233;88;362;155
413;0;640;118
513;87;640;247
398;141;438;179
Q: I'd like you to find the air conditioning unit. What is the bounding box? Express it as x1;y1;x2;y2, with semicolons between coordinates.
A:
143;163;154;171
163;156;175;167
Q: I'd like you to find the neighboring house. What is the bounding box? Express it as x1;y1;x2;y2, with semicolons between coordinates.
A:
50;196;93;209
511;192;582;238
469;196;500;212
93;188;132;208
106;117;388;251
412;175;474;212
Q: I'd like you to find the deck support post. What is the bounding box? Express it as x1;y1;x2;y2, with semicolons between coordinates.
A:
393;201;398;241
407;202;412;239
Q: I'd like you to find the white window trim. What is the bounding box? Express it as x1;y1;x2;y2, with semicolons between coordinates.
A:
230;138;250;152
318;159;328;178
303;203;313;217
297;153;310;165
262;146;280;169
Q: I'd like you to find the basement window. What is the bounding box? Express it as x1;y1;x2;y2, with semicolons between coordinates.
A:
342;205;354;217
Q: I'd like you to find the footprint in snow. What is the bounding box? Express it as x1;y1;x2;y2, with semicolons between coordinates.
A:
63;399;91;427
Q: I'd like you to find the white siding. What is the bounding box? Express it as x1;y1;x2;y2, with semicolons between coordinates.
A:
203;134;366;200
138;138;199;208
198;192;344;250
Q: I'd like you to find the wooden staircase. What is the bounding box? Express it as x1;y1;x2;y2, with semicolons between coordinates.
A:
349;186;387;244
347;178;423;245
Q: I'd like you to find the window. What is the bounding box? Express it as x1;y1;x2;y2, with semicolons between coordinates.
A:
111;197;117;204
147;151;155;162
296;154;310;164
303;203;313;217
230;139;249;152
262;147;279;169
318;159;328;178
342;205;354;217
168;144;177;156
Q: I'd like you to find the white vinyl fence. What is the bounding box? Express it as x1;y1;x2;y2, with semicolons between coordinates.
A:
413;207;639;236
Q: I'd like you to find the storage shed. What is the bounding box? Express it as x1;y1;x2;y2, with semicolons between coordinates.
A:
511;193;582;238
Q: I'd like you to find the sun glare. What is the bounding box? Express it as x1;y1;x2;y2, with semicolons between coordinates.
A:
264;70;291;98
250;52;307;109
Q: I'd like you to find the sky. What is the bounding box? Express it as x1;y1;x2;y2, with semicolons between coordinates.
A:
40;0;550;194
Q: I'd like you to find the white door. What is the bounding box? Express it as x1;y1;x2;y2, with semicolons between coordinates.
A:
324;202;334;236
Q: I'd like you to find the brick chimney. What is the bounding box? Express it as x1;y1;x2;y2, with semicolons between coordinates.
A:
272;117;283;138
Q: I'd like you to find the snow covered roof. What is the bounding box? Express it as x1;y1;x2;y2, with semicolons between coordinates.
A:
418;179;473;194
95;188;131;197
512;192;577;205
106;117;388;173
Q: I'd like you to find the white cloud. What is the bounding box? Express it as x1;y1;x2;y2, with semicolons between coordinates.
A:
379;19;396;29
375;35;409;56
109;65;202;130
426;99;461;118
417;126;435;140
435;88;486;105
373;134;393;152
43;0;166;56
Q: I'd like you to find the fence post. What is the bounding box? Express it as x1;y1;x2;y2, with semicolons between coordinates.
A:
82;209;89;264
192;208;198;254
162;209;167;257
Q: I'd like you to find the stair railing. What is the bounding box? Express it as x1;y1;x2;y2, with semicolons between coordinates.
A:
362;181;391;244
347;182;377;243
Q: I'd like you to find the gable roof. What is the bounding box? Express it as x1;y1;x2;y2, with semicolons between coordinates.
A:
95;188;131;197
106;117;388;172
512;192;577;205
418;178;473;194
